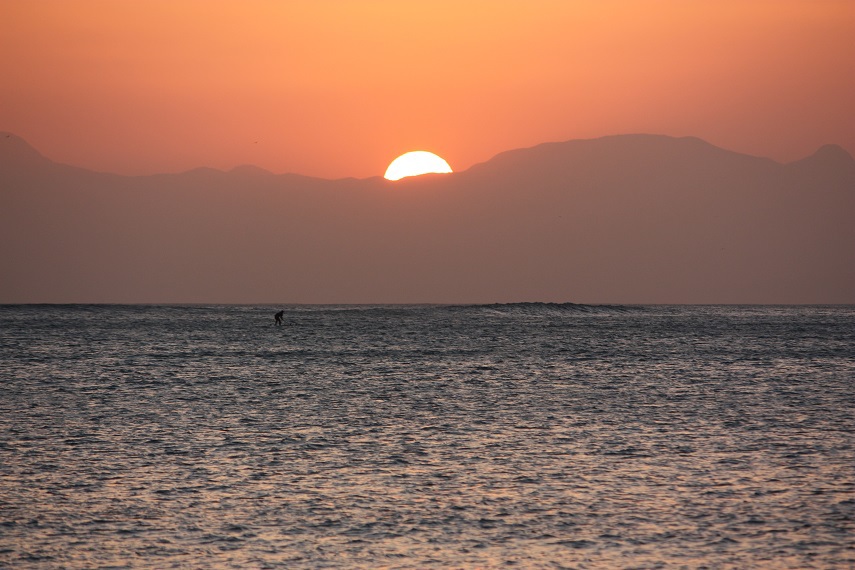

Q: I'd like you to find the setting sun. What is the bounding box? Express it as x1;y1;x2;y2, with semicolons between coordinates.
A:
384;151;453;181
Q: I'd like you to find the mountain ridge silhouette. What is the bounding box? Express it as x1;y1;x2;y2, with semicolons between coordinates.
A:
3;131;852;179
1;132;852;304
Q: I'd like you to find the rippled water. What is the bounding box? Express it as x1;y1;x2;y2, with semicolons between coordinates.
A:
1;304;853;568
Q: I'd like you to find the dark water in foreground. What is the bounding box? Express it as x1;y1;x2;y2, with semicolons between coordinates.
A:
1;304;853;569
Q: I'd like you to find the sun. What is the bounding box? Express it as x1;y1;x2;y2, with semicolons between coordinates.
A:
384;151;453;181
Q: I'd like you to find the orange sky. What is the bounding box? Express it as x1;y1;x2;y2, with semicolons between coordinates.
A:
2;0;853;178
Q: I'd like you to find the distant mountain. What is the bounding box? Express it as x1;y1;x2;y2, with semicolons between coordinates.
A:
1;132;853;303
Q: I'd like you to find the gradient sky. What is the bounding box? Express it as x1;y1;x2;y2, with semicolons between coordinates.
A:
2;0;853;178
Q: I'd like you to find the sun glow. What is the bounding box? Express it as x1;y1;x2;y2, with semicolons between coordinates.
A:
384;151;452;181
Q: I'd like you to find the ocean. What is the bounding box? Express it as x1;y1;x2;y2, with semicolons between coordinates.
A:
1;304;853;568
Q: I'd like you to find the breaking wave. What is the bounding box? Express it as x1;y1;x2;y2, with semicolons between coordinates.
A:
473;301;636;316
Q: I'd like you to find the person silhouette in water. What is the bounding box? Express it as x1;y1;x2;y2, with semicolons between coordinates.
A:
274;310;284;326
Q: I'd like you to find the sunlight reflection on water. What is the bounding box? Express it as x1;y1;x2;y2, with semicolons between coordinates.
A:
1;304;853;568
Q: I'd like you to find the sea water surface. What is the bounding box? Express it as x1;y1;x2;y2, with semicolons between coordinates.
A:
0;304;853;568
